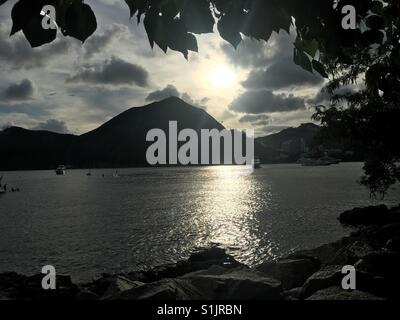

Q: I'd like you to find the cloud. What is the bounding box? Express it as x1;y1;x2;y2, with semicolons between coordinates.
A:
221;34;287;68
222;31;324;91
1;79;36;101
83;24;128;59
307;85;358;106
0;101;50;117
229;90;306;114
242;60;324;90
32;119;70;134
146;85;208;110
146;85;180;101
67;57;149;87
239;114;271;127
0;23;73;70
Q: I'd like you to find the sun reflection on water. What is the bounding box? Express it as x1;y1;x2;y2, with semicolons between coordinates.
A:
189;166;276;265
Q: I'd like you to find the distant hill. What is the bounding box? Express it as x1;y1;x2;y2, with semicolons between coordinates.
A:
0;98;358;170
0;97;225;170
255;123;320;163
0;127;76;170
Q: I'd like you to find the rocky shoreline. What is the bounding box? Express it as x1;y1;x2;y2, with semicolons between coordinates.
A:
1;204;399;300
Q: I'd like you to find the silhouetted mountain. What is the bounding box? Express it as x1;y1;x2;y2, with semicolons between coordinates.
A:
0;99;358;170
0;97;225;170
0;127;76;170
255;123;320;163
72;97;225;167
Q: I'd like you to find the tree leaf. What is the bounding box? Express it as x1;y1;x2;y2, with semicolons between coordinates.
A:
362;30;384;45
302;39;319;58
0;0;9;6
10;0;43;36
22;13;57;48
366;15;385;30
312;60;328;78
124;0;149;22
217;7;244;49
181;0;214;34
294;48;313;73
65;2;97;42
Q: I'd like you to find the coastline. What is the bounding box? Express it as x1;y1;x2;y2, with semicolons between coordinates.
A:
1;203;399;300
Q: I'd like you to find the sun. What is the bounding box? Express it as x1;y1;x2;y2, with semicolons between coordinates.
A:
209;65;235;87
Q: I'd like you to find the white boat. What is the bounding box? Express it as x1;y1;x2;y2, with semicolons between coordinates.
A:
55;165;66;175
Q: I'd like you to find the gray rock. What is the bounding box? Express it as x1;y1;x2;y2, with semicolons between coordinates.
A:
339;205;389;226
307;286;385;300
101;275;144;299
181;265;228;278
386;236;400;252
186;267;283;300
370;223;400;246
257;258;320;289
106;279;204;300
301;265;388;299
286;237;356;266
329;241;375;265
301;265;344;298
284;287;302;300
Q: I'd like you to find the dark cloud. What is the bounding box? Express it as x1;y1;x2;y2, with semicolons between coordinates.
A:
243;59;324;90
67;57;149;87
66;85;146;119
1;79;36;101
222;31;324;91
146;85;208;110
229;90;305;114
0;23;73;70
84;24;128;59
146;85;180;101
32;119;70;134
307;85;358;106
0;101;50;117
221;33;291;68
239;114;271;126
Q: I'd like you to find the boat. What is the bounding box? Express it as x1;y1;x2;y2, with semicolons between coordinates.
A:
86;169;92;176
55;165;66;175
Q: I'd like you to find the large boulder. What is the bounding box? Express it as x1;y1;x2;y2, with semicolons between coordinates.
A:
100;276;144;299
106;279;204;300
385;236;400;252
301;265;386;299
339;205;390;226
257;258;320;290
184;267;283;300
286;237;356;266
328;241;375;265
306;286;385;300
132;247;242;283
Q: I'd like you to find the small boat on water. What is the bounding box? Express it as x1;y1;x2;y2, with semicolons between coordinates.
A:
55;165;66;175
86;169;92;176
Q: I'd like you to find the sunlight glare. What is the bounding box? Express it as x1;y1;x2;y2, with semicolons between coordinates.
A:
209;65;235;88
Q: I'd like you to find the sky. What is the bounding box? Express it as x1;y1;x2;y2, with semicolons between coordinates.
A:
0;0;330;136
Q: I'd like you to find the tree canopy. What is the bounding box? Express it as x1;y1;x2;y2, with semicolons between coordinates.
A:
1;0;399;197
